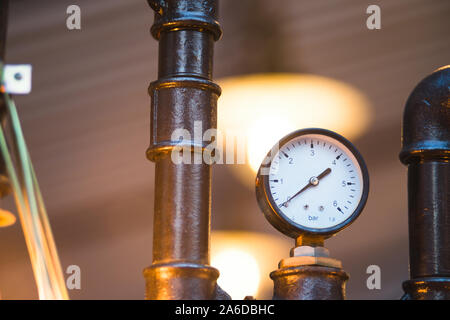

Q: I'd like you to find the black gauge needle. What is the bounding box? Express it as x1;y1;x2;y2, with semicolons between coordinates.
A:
281;168;332;207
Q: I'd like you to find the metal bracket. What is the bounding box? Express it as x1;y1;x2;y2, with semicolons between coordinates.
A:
2;64;32;94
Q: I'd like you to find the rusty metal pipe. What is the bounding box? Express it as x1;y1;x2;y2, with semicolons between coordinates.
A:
271;266;348;300
143;0;224;300
151;160;212;264
400;66;450;300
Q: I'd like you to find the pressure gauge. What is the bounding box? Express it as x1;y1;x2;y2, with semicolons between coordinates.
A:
255;128;369;239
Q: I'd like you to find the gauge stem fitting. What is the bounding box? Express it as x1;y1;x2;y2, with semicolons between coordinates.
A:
270;241;348;299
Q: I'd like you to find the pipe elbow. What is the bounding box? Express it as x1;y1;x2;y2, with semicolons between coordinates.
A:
400;66;450;164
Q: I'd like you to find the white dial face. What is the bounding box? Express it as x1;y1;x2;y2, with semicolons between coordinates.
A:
268;134;364;230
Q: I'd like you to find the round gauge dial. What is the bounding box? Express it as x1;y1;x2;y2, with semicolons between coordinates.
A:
255;128;369;238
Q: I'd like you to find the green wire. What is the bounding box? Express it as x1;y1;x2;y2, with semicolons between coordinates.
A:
0;64;68;299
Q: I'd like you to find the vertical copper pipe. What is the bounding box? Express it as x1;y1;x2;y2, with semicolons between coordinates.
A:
400;66;450;300
143;0;224;300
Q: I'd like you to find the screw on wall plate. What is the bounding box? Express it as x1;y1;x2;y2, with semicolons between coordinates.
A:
3;64;32;94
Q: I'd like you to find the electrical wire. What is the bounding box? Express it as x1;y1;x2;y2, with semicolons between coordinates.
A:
0;66;68;300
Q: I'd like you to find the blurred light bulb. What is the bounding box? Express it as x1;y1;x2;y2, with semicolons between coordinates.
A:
211;231;291;299
218;73;371;186
246;115;297;173
0;208;16;227
212;248;260;300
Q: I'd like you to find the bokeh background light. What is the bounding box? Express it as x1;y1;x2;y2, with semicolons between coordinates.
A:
212;248;260;299
211;231;291;299
218;73;372;185
0;209;16;228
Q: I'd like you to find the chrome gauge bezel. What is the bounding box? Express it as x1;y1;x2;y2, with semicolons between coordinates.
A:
255;128;369;238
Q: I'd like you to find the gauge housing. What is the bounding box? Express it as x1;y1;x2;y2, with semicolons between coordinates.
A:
255;128;369;239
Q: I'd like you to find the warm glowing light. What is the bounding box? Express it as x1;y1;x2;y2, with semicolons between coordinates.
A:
434;65;450;72
218;73;371;183
211;231;291;299
0;209;16;227
212;248;260;299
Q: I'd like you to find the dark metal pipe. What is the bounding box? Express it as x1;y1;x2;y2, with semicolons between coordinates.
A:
271;266;348;300
143;0;225;300
407;161;449;278
400;66;450;300
151;160;212;264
